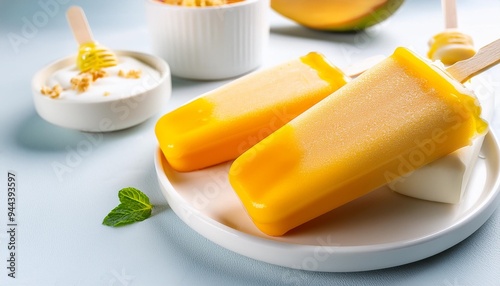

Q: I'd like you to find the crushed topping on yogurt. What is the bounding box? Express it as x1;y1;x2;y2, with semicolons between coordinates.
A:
40;56;160;101
118;69;142;79
40;84;62;99
70;72;93;92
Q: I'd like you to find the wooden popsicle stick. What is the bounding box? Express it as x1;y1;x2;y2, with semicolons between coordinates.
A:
442;0;457;29
66;6;94;45
344;55;385;78
446;38;500;83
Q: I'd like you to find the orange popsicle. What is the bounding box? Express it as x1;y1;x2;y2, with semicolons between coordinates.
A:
155;52;349;171
229;47;488;236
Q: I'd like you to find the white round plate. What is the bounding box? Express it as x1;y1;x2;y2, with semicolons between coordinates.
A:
154;131;500;272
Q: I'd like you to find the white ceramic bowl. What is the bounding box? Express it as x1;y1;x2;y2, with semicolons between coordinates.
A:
32;50;171;132
145;0;270;80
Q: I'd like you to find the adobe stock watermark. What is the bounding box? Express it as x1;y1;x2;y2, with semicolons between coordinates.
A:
49;103;142;183
50;69;163;182
7;0;72;54
177;106;298;222
236;106;295;155
110;69;163;121
384;71;499;188
228;105;297;177
101;268;135;286
179;166;230;223
467;72;500;103
281;234;341;285
51;132;104;182
384;100;478;188
443;277;465;286
175;104;298;223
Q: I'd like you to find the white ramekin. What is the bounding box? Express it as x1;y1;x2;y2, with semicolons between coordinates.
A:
32;50;171;132
145;0;270;80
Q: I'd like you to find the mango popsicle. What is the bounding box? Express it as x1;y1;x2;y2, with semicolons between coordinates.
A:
155;52;349;172
229;47;488;236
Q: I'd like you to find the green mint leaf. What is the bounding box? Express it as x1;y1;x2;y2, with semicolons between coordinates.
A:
119;187;151;206
103;187;153;227
102;204;152;227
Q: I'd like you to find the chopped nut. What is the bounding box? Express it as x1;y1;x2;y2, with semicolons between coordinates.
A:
70;73;93;92
40;84;62;99
118;69;142;79
89;69;108;81
40;86;52;96
69;69;108;93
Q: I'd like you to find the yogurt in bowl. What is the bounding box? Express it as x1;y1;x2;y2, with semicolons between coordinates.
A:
33;50;171;132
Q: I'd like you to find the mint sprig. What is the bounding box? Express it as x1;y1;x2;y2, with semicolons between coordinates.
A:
103;187;153;227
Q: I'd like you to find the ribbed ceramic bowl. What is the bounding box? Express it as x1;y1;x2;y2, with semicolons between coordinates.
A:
145;0;269;80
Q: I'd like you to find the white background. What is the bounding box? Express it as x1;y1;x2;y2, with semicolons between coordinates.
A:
0;0;499;285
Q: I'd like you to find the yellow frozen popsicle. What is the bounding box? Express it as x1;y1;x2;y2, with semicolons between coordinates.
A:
229;47;488;236
155;52;349;172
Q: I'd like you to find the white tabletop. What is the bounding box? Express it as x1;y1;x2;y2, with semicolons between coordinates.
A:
1;0;500;285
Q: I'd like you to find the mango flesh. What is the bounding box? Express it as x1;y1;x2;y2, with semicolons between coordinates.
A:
155;52;349;172
229;47;487;236
271;0;404;31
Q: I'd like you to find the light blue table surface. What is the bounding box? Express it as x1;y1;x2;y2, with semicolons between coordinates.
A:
1;0;499;285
